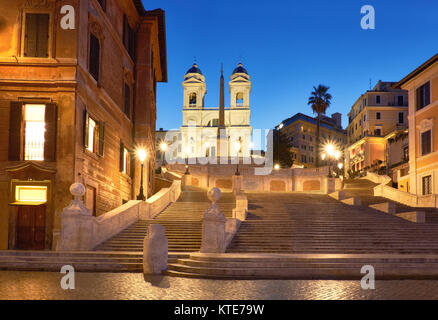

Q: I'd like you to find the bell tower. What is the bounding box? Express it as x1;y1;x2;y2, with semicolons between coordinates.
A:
182;63;206;109
229;62;251;108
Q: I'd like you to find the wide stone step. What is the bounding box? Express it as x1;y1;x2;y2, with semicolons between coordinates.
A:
166;263;438;279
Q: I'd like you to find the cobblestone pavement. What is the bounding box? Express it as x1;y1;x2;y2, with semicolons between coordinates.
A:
1;271;438;300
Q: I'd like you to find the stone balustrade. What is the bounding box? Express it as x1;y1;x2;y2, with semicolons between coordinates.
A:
168;164;340;194
58;180;181;251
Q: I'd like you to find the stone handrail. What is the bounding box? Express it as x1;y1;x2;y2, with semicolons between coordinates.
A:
142;179;182;219
58;180;181;251
225;218;241;249
374;183;438;208
363;171;392;185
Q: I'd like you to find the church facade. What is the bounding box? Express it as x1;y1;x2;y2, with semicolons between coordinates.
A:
177;63;253;161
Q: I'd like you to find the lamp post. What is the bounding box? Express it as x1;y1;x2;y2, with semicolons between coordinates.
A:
337;162;344;179
159;142;168;168
136;148;147;201
184;146;190;175
234;140;242;176
322;143;341;178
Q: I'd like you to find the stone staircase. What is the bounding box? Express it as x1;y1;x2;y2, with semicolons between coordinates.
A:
343;178;438;223
96;186;235;252
224;192;438;254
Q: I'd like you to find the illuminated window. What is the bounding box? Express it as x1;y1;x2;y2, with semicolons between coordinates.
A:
87;117;96;152
24;104;46;160
123;147;129;174
119;141;131;175
15;185;47;203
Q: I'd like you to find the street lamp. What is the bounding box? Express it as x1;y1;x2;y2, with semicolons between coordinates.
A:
323;143;341;178
136;148;147;201
159;141;168;167
274;163;280;170
184;146;190;175
234;141;242;176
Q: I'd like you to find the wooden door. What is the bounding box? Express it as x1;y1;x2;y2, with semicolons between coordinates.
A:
16;204;46;250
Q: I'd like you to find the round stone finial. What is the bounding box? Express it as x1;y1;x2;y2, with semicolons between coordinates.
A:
70;183;85;197
207;187;222;203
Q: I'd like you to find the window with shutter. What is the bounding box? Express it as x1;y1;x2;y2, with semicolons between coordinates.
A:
422;175;432;195
123;15;135;59
417;82;431;111
44;103;57;161
130;151;135;179
24;14;49;58
123;15;129;51
124;83;131;118
398;112;404;124
8;102;23;161
98;121;105;157
421;130;432;156
119;141;124;172
89;33;100;81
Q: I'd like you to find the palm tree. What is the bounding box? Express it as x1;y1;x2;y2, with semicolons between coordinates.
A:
308;85;332;167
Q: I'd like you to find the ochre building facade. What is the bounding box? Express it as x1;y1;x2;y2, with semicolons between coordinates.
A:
0;0;167;250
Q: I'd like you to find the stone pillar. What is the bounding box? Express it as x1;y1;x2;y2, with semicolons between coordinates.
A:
233;194;248;221
324;177;336;194
200;188;226;253
143;224;168;274
182;173;191;186
58;183;94;251
232;175;243;195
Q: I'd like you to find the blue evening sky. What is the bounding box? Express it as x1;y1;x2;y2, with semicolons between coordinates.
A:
143;0;438;131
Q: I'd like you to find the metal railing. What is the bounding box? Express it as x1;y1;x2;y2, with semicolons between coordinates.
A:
25;140;44;161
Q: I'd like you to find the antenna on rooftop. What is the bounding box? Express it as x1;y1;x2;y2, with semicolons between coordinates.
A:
369;78;372;90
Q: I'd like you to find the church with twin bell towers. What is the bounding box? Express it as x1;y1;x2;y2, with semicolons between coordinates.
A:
179;62;252;161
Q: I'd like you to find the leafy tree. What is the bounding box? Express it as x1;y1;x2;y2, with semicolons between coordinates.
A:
272;129;294;168
308;85;332;167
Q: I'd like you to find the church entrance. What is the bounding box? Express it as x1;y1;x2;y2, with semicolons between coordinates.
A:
16;204;46;250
